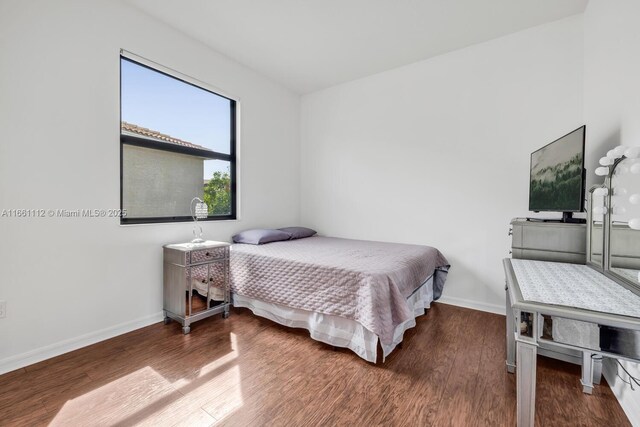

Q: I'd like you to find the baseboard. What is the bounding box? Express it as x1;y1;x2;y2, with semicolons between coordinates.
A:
0;311;164;375
436;295;505;315
603;358;640;426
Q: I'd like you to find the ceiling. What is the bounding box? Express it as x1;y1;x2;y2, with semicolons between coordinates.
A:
125;0;588;94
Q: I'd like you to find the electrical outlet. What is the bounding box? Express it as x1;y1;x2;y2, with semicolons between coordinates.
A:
0;301;6;318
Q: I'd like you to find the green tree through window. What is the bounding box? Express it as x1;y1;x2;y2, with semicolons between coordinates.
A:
204;169;231;215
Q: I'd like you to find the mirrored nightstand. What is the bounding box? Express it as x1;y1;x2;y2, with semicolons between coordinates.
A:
163;240;231;334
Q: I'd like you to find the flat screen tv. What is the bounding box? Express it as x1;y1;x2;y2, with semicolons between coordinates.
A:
529;125;586;222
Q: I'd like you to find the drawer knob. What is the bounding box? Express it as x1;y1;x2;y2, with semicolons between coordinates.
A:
202;279;206;283
209;278;213;282
205;252;210;256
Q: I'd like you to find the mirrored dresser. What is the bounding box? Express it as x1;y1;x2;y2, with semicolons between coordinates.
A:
510;219;586;264
504;152;640;427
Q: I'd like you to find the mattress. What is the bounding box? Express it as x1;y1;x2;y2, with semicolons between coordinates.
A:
230;236;449;346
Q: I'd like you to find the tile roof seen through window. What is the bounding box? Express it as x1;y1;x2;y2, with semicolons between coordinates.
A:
121;121;214;152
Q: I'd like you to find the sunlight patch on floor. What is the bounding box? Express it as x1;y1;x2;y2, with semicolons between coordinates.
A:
49;366;176;426
203;365;244;424
50;333;245;426
173;333;239;389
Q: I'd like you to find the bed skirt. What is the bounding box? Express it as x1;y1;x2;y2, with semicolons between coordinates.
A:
232;276;434;363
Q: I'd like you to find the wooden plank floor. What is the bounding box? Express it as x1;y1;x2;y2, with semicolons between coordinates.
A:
0;303;630;427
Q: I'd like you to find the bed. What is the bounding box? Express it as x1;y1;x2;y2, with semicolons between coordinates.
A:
230;235;450;362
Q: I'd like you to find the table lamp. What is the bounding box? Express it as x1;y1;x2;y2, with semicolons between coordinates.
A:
190;197;208;243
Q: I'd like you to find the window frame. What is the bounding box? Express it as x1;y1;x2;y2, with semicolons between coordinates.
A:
119;51;238;225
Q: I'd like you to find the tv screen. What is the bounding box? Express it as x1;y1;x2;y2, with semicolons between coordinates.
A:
529;126;585;213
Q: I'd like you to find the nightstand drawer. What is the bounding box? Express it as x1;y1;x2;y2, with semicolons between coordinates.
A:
190;246;227;264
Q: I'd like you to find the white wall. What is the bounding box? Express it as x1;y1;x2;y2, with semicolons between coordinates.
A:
0;0;300;373
300;16;584;313
584;1;640;423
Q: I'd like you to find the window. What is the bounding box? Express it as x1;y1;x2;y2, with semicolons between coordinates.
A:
120;53;237;224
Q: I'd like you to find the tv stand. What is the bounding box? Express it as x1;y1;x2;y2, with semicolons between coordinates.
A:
562;211;586;224
525;213;586;224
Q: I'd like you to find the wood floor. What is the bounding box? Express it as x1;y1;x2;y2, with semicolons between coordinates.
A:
0;303;630;427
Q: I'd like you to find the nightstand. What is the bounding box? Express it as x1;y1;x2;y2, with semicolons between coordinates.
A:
163;240;231;334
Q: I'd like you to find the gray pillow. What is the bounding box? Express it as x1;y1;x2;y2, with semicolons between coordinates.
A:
278;226;317;240
232;228;291;245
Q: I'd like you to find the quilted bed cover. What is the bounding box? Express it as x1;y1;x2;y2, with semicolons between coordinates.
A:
230;236;450;345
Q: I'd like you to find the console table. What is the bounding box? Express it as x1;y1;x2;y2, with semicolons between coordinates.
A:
504;258;640;427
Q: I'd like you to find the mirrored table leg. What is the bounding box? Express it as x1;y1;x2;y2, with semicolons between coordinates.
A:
517;339;537;427
581;352;595;394
593;355;603;385
506;286;516;373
